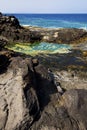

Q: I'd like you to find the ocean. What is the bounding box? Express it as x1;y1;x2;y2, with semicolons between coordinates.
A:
7;13;87;29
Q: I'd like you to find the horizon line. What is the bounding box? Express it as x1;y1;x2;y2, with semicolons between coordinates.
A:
3;12;87;14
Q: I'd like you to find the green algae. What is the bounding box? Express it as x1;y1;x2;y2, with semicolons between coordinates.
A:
6;42;71;56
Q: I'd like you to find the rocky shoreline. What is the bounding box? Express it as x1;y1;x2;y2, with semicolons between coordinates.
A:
1;12;87;44
0;12;87;130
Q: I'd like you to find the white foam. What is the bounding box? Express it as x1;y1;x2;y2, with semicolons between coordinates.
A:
21;24;30;27
79;27;87;31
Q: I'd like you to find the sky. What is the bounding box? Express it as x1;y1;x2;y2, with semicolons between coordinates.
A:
0;0;87;13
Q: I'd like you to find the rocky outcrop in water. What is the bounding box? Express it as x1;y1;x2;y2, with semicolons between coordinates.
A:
0;52;87;130
0;12;87;44
29;26;87;43
0;12;20;28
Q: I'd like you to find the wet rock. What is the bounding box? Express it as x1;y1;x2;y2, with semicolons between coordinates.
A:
32;58;39;67
29;27;87;44
0;54;10;73
0;14;20;28
83;51;87;57
29;31;43;43
0;12;2;17
0;36;8;50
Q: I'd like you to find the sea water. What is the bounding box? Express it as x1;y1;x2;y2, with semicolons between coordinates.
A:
7;14;87;29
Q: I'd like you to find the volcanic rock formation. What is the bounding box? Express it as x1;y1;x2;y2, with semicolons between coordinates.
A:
0;12;87;44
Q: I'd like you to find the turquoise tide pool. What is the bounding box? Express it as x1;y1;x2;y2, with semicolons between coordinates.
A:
7;42;71;56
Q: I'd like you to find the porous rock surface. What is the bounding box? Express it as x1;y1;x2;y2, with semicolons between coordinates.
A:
31;89;87;130
0;55;40;130
0;53;87;130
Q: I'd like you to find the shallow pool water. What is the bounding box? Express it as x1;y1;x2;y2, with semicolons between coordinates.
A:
7;42;71;56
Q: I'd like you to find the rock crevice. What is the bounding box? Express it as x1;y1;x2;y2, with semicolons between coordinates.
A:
0;53;87;130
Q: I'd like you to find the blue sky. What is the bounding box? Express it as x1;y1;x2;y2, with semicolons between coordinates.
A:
0;0;87;13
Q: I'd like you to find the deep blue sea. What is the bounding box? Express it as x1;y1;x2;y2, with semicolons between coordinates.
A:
7;14;87;29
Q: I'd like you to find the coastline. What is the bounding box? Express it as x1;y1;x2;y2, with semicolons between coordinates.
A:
0;12;87;130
